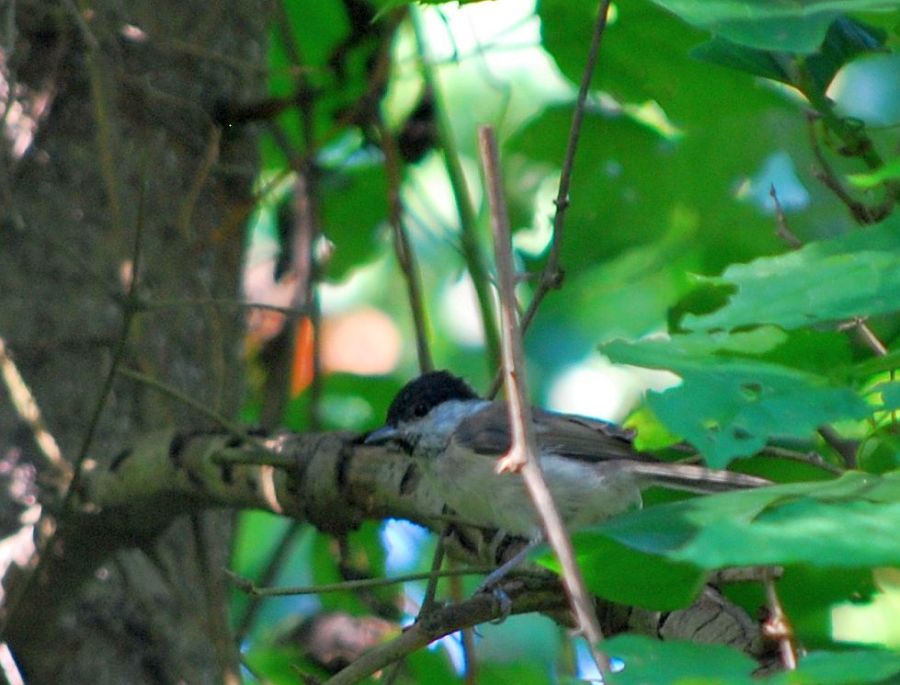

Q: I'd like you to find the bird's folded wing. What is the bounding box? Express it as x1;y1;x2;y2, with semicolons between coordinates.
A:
454;402;647;462
454;403;770;491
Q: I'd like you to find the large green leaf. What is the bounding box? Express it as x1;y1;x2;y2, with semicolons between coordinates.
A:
605;635;900;685
683;217;900;332
602;331;871;466
530;0;815;278
526;225;699;370
596;471;900;568
693;16;886;90
539;535;706;610
649;0;897;53
765;649;900;684
604;634;757;685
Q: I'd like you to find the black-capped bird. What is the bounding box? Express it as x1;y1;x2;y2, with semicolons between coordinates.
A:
366;370;767;541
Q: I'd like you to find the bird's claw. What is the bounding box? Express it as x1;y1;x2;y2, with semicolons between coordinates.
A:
489;585;513;623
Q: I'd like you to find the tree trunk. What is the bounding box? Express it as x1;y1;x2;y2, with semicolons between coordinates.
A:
0;1;269;681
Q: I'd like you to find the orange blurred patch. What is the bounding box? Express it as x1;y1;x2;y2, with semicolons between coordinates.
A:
290;308;401;396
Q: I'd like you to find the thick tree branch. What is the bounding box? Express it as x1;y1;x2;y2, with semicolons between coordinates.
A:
3;426;771;667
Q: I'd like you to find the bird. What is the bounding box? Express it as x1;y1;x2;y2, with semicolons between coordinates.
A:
366;370;769;542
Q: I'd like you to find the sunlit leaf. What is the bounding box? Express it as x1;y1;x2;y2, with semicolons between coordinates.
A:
604;634;756;685
649;0;896;53
603;332;870;465
597;472;900;568
682;217;900;332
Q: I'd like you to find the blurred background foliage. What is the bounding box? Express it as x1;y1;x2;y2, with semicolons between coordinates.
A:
230;0;900;682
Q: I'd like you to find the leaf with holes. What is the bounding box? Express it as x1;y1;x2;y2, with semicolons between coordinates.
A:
602;332;870;466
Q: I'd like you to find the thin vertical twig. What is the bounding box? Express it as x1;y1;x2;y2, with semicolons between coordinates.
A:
410;6;502;373
64;176;148;508
379;120;434;373
762;572;797;670
519;0;613;334
805;114;888;225
769;185;802;249
488;0;613;398
478;125;609;673
234;521;304;639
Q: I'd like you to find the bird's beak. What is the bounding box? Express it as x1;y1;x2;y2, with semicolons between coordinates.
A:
364;425;400;445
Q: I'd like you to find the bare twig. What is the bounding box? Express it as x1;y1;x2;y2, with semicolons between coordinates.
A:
0;643;24;685
64;0;99;51
418;534;447;617
226;565;496;597
146;298;314;316
117;367;248;441
65;177;148;506
323;583;568;685
519;0;613;335
295;169;324;431
758;445;842;475
176;126;221;239
488;0;613;398
234;521;304;638
379;120;434;373
817;426;859;469
761;572;797;670
0;338;70;485
478;125;609;672
842;317;889;358
410;6;502;373
451;558;479;685
769;185;802;249
805;114;888;225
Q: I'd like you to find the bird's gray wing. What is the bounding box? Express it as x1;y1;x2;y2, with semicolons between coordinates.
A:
454;403;769;491
454;402;647;462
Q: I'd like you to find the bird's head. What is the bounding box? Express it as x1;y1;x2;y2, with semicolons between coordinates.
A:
365;371;483;453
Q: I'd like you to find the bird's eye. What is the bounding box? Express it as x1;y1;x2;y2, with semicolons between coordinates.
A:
413;403;429;418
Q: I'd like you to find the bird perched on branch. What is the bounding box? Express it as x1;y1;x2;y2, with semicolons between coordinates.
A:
366;370;768;540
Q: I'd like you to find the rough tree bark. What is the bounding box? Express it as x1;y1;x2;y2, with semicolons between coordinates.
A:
1;1;269;681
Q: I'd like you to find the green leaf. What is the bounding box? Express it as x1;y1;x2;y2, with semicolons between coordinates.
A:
848;157;900;188
803;16;887;91
597;472;900;569
872;382;900;411
776;565;877;646
405;648;459;685
692;16;886;90
858;432;900;473
320;163;389;280
604;634;757;685
602;332;871;466
532;0;822;283
765;649;900;684
540;535;706;610
853;349;900;379
648;0;896;53
691;36;794;83
682;217;900;332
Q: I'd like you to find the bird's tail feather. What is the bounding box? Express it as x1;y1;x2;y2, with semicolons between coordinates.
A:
629;462;769;493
